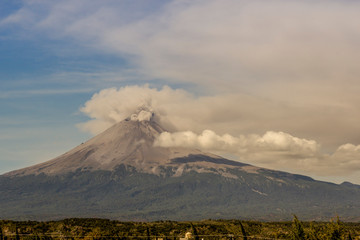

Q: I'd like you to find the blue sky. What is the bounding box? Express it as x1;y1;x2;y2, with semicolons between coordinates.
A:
1;0;360;184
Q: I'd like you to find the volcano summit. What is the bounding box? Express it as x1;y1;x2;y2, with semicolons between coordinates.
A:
1;113;360;221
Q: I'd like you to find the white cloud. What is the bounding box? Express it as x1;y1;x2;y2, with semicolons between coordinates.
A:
328;144;360;173
154;130;319;156
154;129;360;178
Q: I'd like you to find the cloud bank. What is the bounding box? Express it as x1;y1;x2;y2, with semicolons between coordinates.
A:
154;129;360;177
154;130;319;156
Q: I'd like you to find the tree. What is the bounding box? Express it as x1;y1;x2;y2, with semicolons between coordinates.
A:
307;222;319;240
146;227;151;240
291;215;305;240
239;222;247;240
190;223;199;240
327;217;343;240
15;226;20;240
1;226;6;240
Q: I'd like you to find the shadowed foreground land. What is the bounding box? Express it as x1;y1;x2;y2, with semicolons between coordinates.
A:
0;217;359;239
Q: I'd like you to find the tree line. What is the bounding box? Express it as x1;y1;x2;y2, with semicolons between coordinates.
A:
0;216;359;240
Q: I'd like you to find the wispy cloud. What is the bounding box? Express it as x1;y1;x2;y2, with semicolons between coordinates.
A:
4;1;360;102
0;88;95;99
5;0;360;99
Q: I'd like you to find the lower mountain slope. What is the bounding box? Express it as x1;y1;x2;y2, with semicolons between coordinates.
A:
1;162;360;221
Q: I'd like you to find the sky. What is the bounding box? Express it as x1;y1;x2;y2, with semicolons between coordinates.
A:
1;0;360;184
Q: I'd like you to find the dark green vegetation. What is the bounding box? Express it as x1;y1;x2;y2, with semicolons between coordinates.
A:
1;165;360;221
0;217;359;239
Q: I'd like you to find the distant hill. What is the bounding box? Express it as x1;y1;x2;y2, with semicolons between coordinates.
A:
1;115;360;221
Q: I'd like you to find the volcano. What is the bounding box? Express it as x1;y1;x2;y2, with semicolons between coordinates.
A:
4;116;246;178
1;114;360;221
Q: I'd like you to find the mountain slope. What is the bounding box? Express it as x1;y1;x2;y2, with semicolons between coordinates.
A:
1;117;360;221
5;119;230;176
